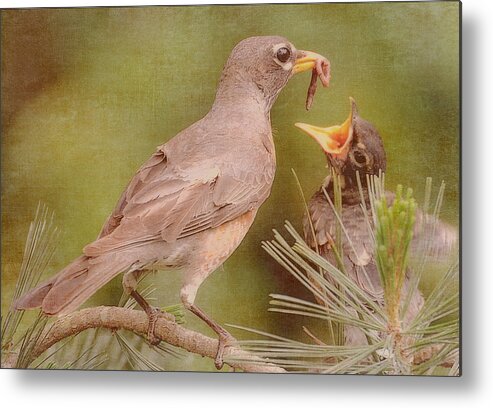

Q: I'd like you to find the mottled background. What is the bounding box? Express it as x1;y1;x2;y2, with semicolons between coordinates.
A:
1;2;459;371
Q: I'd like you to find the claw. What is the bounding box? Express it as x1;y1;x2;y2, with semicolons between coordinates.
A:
186;302;236;370
214;332;236;370
146;306;175;346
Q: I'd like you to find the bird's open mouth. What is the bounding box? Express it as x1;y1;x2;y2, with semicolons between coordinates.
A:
295;97;355;157
293;50;331;110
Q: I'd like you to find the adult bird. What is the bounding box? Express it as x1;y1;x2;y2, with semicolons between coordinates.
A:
295;98;457;357
14;36;330;369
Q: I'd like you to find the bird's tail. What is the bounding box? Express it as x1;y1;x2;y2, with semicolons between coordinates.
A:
14;253;130;316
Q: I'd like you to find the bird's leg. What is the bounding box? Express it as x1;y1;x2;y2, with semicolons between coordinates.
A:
187;303;236;370
180;276;237;369
130;291;160;345
123;270;174;346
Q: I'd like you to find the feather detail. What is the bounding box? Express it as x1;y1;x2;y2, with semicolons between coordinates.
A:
14;254;134;316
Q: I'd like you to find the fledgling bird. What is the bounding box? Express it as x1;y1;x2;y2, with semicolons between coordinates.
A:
14;36;330;369
295;98;457;354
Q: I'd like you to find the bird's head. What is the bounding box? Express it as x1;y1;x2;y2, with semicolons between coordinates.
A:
295;98;386;185
216;36;329;110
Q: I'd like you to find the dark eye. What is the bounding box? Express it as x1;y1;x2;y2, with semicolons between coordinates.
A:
276;47;291;63
352;150;368;166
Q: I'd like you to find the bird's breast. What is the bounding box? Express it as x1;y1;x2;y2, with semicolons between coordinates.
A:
188;210;257;275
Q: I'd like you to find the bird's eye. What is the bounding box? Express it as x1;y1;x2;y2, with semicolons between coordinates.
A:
351;149;368;166
276;47;291;63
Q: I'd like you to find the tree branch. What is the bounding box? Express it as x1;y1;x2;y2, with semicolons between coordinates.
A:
4;306;286;373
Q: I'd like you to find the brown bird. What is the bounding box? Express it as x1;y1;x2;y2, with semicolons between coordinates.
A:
296;98;457;353
14;36;330;369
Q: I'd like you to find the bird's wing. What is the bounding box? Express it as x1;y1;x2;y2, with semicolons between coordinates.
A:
303;190;383;299
303;188;458;301
384;191;458;263
411;208;458;261
303;190;335;249
97;147;168;239
85;144;274;257
304;190;371;264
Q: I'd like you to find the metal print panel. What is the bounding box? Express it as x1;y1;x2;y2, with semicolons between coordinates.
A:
1;1;460;375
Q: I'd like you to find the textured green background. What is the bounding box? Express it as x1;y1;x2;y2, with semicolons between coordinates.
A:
1;2;459;371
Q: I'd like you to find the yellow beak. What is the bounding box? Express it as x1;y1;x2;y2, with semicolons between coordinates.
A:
293;50;328;74
295;97;356;156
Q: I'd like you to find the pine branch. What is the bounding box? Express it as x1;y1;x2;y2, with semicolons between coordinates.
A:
1;306;286;373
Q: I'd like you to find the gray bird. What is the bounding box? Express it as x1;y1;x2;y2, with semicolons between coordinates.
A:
296;98;457;357
14;36;330;369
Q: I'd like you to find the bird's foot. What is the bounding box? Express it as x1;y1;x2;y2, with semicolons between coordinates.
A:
146;306;175;346
185;302;236;370
214;330;236;370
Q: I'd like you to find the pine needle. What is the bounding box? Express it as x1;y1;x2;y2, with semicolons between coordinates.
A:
235;176;458;375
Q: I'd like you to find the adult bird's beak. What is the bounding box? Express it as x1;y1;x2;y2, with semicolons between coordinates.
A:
293;51;326;74
295;97;357;160
293;50;331;86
